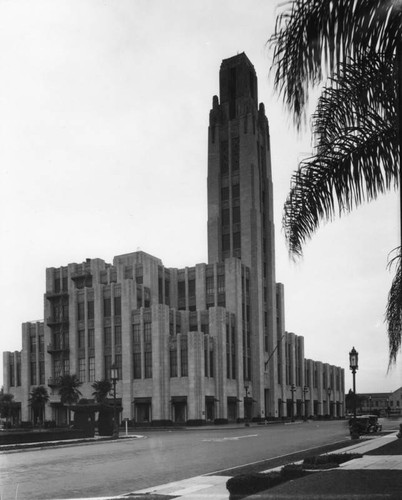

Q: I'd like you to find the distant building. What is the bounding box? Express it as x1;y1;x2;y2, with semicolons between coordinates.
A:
355;389;402;417
3;53;345;425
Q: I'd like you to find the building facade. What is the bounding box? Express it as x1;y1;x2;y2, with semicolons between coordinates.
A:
3;53;345;425
354;389;402;417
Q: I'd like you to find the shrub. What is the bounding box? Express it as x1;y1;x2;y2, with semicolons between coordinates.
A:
226;472;283;497
20;421;33;429
44;420;56;429
151;419;173;427
281;463;307;480
186;419;205;426
214;418;228;425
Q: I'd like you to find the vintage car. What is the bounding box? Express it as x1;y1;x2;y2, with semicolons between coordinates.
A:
349;415;382;434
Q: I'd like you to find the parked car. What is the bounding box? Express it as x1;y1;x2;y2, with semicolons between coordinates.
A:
349;415;382;434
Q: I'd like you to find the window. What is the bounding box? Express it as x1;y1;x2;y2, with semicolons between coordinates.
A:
206;276;214;296
115;354;122;379
222;233;230;252
209;350;214;377
9;363;15;386
63;359;70;375
16;358;21;386
232;206;240;224
220;140;229;173
181;339;188;377
87;301;94;320
170;348;178;377
204;342;208;376
89;357;95;382
217;275;225;293
103;298;111;317
232;183;240;199
133;324;141;344
30;362;37;384
30;335;37;353
104;355;112;380
38;335;44;353
115;325;122;346
144;322;152;344
78;329;85;349
77;302;85;321
188;279;195;297
133;353;141;379
54;359;62;379
114;296;121;316
222;208;230;226
88;328;95;348
144;351;152;378
79;358;86;382
233;232;241;249
39;361;45;384
221;186;229;201
104;327;112;347
178;281;186;299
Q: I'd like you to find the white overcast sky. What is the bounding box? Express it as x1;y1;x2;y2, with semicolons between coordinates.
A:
0;0;400;393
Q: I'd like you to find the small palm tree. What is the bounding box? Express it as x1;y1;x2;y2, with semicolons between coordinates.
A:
91;380;112;404
28;386;50;426
57;374;82;424
0;391;16;426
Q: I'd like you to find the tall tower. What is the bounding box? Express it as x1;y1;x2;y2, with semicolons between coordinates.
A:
207;53;278;417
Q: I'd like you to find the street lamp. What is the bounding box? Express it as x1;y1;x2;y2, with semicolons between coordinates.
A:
349;347;359;420
244;385;250;426
303;386;309;421
368;396;372;414
327;388;332;417
290;384;296;422
110;363;119;439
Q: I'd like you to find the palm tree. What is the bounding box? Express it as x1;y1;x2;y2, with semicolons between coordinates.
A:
91;379;112;404
269;0;402;364
0;391;16;426
57;374;82;424
28;386;50;426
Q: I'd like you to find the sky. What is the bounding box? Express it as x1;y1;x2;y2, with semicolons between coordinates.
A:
0;0;400;394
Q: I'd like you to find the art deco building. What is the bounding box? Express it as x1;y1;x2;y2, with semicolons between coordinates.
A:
3;53;345;425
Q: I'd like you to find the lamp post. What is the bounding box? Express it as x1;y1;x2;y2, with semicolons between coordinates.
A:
327;388;332;417
303;386;309;421
290;384;296;422
368;396;372;414
244;385;250;426
110;363;119;439
349;347;359;421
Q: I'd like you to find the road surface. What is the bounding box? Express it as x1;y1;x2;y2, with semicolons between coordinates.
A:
0;420;368;499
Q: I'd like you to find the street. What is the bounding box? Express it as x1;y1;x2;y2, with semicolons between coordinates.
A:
0;420;377;499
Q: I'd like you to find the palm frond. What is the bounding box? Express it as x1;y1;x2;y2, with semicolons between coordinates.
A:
283;55;399;257
387;248;402;367
269;0;401;127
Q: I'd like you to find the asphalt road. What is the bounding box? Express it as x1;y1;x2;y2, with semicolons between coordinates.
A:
0;419;384;500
